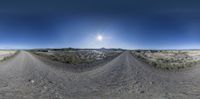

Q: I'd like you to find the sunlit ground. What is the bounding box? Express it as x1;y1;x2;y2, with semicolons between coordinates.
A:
0;50;16;60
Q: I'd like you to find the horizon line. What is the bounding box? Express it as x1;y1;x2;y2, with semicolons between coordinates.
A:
1;47;200;50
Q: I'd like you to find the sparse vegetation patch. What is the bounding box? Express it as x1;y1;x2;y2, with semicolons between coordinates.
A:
132;50;200;70
30;48;123;65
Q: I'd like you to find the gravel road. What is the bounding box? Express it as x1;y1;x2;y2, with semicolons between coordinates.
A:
0;51;200;99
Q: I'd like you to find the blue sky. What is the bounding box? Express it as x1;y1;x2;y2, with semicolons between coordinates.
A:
0;0;200;49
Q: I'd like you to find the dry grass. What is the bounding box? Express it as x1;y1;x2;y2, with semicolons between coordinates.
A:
0;50;18;61
132;50;200;70
31;49;123;65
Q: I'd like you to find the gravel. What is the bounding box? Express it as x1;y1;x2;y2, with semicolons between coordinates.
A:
0;51;200;99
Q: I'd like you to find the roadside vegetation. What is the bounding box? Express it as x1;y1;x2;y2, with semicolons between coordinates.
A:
132;50;200;70
0;50;19;61
30;48;123;65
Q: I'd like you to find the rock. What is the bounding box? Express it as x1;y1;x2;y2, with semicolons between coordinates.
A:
28;79;35;83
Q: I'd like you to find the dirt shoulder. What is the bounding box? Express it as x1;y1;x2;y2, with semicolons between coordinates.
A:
131;50;200;70
32;51;122;72
0;50;20;62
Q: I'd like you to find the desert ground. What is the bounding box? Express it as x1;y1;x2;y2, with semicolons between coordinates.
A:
0;49;200;99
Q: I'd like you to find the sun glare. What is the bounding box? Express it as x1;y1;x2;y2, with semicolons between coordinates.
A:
97;35;103;41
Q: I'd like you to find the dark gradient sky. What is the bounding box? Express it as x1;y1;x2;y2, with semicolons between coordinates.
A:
0;0;200;49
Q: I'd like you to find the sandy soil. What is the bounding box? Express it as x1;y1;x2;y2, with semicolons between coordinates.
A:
0;51;200;99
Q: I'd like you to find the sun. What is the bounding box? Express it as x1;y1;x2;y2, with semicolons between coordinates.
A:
97;35;103;41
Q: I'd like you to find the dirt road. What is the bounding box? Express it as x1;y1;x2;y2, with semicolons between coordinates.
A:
0;51;200;99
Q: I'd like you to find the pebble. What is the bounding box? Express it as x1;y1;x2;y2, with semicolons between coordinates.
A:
133;81;138;84
140;90;145;94
149;81;154;85
29;79;35;83
44;86;47;90
0;82;8;87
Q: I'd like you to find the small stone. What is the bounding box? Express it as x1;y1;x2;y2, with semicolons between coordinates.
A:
140;90;145;94
149;81;154;85
44;86;47;89
133;81;139;84
48;81;53;84
29;79;35;83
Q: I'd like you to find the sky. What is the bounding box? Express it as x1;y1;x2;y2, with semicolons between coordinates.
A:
0;0;200;49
